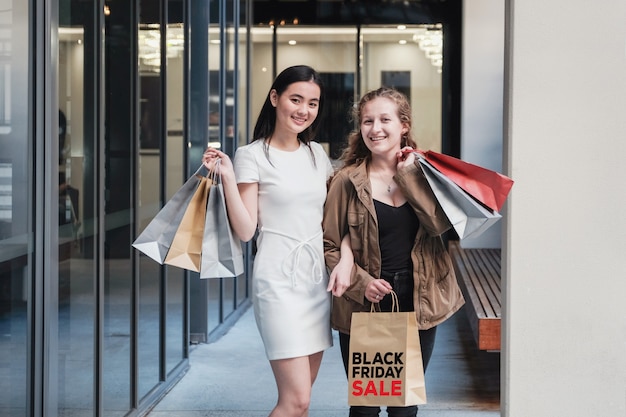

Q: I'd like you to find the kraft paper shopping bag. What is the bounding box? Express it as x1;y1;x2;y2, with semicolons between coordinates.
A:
348;292;427;407
163;175;212;272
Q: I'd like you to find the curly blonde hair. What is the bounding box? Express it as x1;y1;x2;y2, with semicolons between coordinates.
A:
338;87;417;168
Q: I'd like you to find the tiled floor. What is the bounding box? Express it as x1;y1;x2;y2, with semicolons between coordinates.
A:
147;304;500;417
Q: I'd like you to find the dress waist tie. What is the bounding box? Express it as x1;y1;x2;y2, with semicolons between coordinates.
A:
260;227;324;287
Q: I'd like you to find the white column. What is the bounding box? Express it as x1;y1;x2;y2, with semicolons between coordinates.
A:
503;0;626;416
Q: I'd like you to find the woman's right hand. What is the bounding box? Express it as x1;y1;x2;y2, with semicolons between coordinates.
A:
203;148;235;183
366;279;392;303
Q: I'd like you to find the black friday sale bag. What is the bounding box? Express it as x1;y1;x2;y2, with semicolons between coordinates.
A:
348;292;427;407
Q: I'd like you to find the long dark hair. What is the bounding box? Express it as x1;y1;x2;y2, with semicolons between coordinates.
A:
252;65;325;162
339;87;417;168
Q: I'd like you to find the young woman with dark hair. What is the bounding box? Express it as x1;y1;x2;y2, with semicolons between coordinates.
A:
203;65;336;417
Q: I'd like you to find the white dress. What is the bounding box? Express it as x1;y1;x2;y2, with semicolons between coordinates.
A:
233;139;334;360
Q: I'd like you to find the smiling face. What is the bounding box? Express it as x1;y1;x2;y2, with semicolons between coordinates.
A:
360;96;408;157
270;80;321;139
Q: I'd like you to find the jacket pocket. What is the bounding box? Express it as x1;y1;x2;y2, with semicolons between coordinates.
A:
436;264;453;284
347;211;364;251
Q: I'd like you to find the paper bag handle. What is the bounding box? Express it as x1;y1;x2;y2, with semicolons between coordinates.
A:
370;290;400;313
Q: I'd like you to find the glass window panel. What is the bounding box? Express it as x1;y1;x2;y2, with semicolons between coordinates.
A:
208;11;220;153
137;7;163;398
249;27;274;123
221;0;236;319
223;278;235;319
137;259;160;399
102;259;132;417
58;3;96;415
188;0;211;344
165;3;186;374
165;265;184;375
205;0;222;335
236;0;249;307
237;273;247;307
236;6;249;149
103;1;134;414
207;279;220;333
0;2;31;416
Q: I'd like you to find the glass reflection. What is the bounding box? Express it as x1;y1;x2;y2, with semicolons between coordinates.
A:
103;259;132;417
164;15;186;375
103;1;134;414
0;2;30;415
137;14;163;397
222;0;236;320
165;263;184;375
58;8;96;414
137;258;161;399
236;6;250;307
207;279;220;332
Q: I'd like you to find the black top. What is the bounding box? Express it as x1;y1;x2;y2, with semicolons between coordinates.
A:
374;199;420;312
374;199;419;272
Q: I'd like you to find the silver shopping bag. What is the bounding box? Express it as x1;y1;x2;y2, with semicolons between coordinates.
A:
418;158;501;240
200;168;244;278
132;165;207;263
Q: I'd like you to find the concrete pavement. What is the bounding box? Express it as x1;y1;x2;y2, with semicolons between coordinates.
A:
147;304;500;417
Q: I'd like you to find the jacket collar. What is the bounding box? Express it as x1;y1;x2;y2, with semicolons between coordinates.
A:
347;161;378;223
347;161;370;195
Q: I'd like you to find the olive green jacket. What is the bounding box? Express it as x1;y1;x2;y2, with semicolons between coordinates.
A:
323;160;465;334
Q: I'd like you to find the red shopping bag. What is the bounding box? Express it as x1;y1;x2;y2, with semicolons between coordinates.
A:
417;150;514;212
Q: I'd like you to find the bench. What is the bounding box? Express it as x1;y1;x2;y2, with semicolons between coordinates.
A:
448;240;501;351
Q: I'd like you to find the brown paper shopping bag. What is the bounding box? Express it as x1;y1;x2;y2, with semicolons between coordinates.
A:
348;292;427;407
164;175;212;272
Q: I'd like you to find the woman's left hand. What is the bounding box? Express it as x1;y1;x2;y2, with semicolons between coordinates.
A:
327;260;352;297
366;279;393;303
